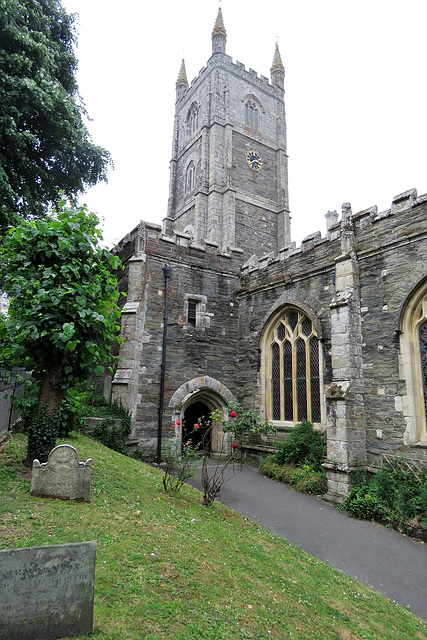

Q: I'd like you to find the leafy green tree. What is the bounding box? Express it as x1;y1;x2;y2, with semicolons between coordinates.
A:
0;0;111;229
0;200;122;463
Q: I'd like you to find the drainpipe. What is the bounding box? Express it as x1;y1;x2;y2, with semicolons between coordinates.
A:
157;264;172;464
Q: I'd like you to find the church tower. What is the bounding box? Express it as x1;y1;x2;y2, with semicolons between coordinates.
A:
163;9;290;259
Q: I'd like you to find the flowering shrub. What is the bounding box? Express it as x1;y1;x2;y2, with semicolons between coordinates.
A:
212;402;276;446
162;435;200;493
162;403;276;505
199;404;276;506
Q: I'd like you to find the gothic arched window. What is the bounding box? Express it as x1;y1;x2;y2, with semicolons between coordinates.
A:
399;282;427;444
185;162;196;193
187;103;199;136
262;307;322;424
244;98;259;130
419;321;427;421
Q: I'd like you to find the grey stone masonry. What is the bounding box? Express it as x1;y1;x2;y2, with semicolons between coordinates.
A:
112;221;243;459
164;10;290;258
31;444;92;502
0;541;96;640
111;8;427;501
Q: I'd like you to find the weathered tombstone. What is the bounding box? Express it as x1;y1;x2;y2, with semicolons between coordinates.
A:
0;541;96;640
31;444;92;502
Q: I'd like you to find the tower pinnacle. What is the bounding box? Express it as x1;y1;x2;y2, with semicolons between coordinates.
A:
212;7;227;54
175;59;188;101
270;43;285;89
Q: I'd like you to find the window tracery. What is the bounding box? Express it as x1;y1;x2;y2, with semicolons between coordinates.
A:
187;103;199;136
400;284;427;443
244;98;259;130
419;321;427;419
263;307;322;424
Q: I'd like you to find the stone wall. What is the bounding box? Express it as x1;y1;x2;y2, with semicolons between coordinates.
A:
353;191;427;466
235;190;427;486
112;222;242;459
113;188;427;500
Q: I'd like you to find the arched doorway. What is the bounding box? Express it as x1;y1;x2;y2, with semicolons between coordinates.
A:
168;376;235;457
183;400;211;451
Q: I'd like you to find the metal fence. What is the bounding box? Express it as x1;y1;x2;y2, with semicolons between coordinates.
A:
0;368;29;436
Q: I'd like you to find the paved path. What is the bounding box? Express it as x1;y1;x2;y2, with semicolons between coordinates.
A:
188;462;427;620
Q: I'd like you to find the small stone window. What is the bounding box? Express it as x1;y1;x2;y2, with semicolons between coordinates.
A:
185;162;196;194
244;99;259;130
183;294;212;330
187;103;199;136
187;300;197;327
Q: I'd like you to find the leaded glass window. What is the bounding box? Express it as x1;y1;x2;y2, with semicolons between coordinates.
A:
268;309;322;423
399;289;427;443
419;321;427;419
187;301;197;328
272;342;281;420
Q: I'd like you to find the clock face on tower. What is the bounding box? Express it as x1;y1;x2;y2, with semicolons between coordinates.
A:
246;150;262;171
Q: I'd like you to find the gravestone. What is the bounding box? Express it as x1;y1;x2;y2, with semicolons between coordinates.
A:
0;541;96;640
31;444;92;502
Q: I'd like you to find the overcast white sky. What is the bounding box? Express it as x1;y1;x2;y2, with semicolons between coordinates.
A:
62;0;427;249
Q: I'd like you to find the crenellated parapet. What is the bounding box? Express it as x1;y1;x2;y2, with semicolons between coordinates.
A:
176;53;285;112
238;187;427;284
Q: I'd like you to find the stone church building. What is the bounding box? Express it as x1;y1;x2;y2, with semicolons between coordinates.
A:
111;9;427;501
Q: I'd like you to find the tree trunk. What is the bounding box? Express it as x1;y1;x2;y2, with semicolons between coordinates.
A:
38;365;65;417
25;362;66;467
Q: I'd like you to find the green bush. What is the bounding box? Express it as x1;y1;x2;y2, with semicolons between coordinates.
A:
259;457;281;479
16;385;132;462
295;472;328;495
91;417;130;455
341;484;385;521
18;387;86;464
85;398;132;454
275;420;326;471
259;458;327;495
162;439;200;493
56;394;85;437
24;412;58;465
81;398;132;435
343;464;427;533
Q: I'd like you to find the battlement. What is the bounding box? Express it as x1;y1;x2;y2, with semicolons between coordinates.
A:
114;220;245;273
240;186;427;279
181;52;283;102
219;56;282;94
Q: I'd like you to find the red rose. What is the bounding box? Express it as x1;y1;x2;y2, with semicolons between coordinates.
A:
176;420;181;425
172;424;175;429
229;410;236;418
194;423;199;429
232;442;238;449
176;434;179;438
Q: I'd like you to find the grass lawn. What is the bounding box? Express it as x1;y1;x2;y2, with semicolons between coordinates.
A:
1;432;427;640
